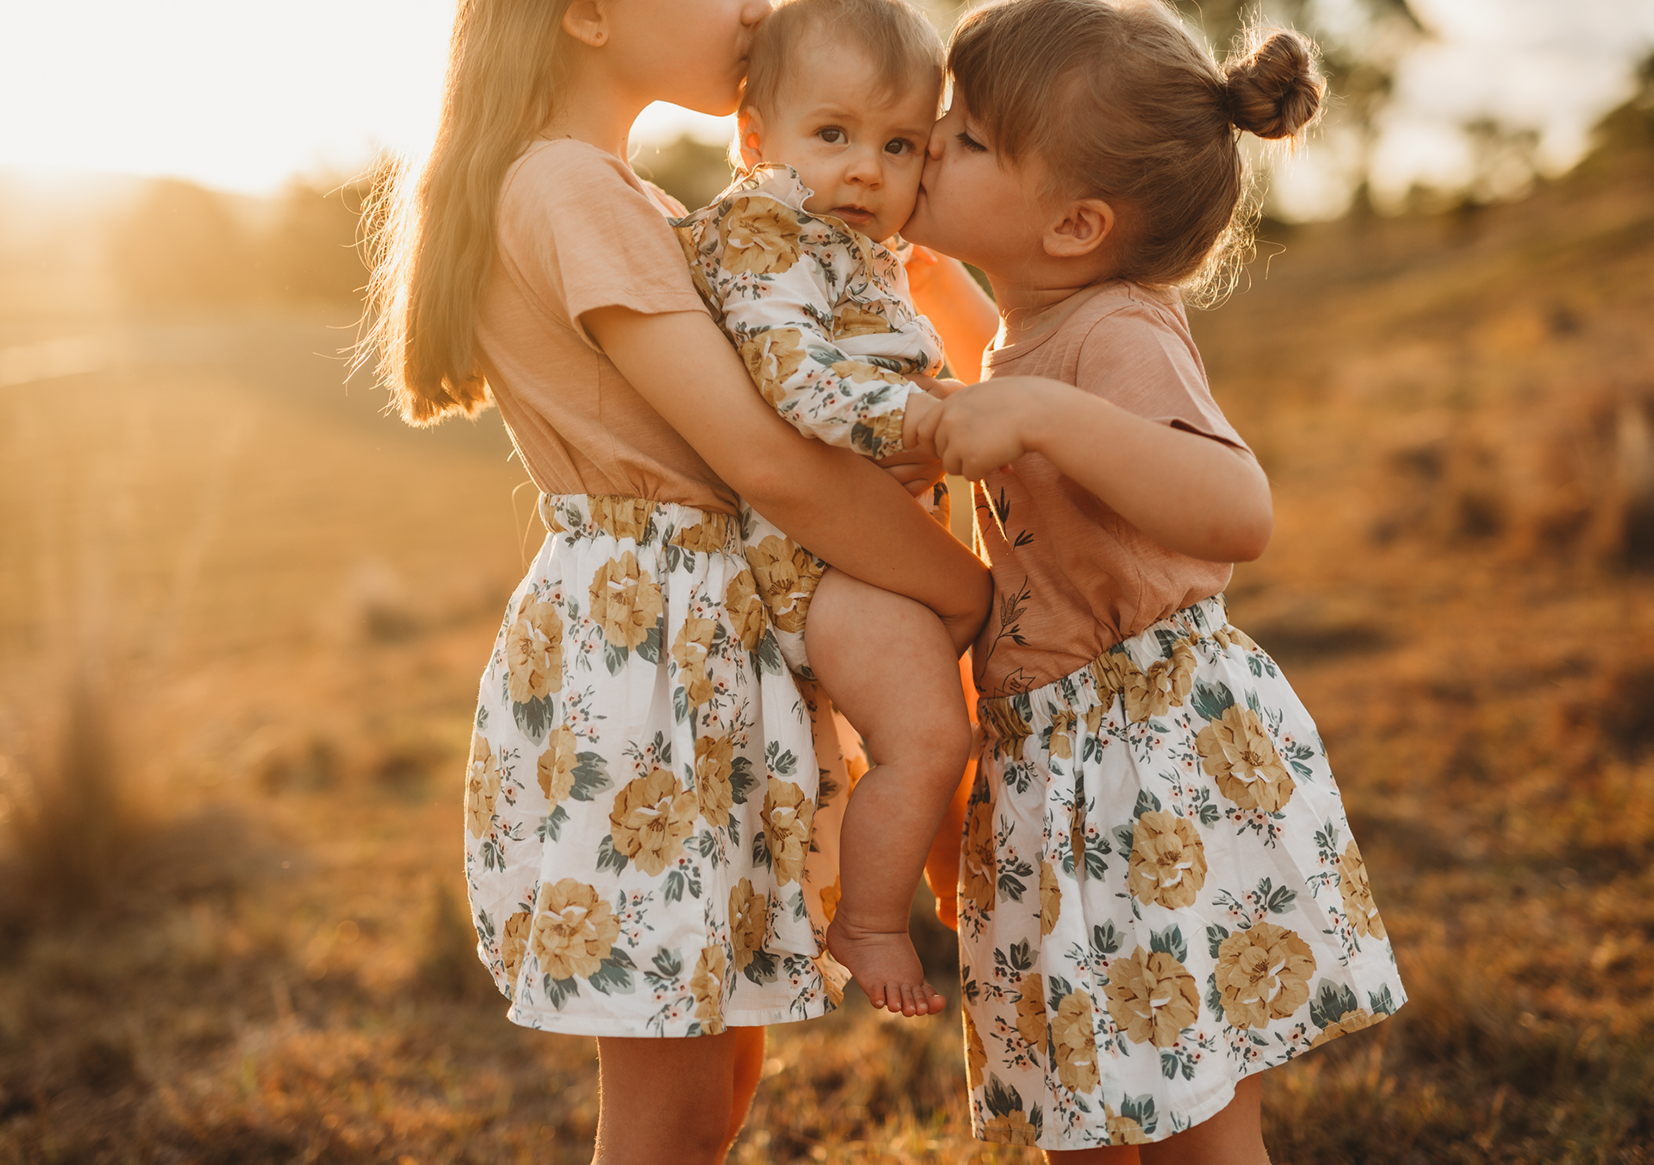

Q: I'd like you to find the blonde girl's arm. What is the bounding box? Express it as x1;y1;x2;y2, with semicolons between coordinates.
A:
584;305;992;650
904;247;999;382
923;377;1273;564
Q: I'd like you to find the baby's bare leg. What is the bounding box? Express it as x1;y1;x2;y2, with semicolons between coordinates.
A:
807;567;973;1017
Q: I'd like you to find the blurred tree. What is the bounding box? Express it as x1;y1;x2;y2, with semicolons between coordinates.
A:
632;134;737;212
106;179;253;307
258;178;370;303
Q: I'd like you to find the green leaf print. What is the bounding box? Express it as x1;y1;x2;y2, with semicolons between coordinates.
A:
791;889;808;921
570;752;612;802
664;871;687;903
1121;1094;1159;1136
1007;940;1036;973
752;828;772;869
1133;789;1163;819
537;804;569;842
637;618;663;665
1083;844;1109;880
1371;984;1398;1015
673;686;690;724
544;974;579;1010
1190;680;1236;724
604;642;629;675
1160;1052;1180;1080
596;834;629;874
1091;922;1123;958
983;1075;1025;1119
1149;925;1188;964
1207;924;1231;959
475;908;497;944
590;948;638;996
743;948;779;985
653;948;684;979
1205;972;1223;1020
1153;629;1183;658
1260;878;1298;915
512;695;554;744
1112;823;1136;857
1310;980;1362;1030
1047;976;1075;1010
806;342;848;365
1245;688;1263;715
756;633;783;675
765;741;798;777
729;755;757;804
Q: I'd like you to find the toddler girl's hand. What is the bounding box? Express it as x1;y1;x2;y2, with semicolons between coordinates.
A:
928;378;1062;480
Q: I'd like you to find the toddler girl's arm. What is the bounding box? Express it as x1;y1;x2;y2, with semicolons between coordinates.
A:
585;305;990;651
923;376;1273;565
904;247;999;382
695;193;942;461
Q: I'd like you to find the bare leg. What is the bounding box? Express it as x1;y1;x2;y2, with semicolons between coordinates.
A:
593;1026;768;1165
808;567;973;1017
924;655;979;933
1044;1076;1268;1165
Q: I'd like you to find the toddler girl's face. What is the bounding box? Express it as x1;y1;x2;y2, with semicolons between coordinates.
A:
902;97;1051;274
608;0;770;118
749;41;938;243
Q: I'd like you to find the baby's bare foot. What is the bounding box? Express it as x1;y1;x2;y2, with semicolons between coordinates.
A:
825;915;946;1017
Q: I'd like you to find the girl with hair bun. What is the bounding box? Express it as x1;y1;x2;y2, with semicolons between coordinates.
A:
902;0;1407;1157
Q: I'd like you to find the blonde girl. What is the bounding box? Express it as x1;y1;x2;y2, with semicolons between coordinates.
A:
362;2;999;1161
903;0;1406;1160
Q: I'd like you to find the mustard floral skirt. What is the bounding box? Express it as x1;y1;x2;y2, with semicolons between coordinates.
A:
462;494;854;1037
960;597;1404;1149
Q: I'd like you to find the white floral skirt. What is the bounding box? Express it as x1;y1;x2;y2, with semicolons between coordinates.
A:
960;596;1405;1148
462;494;854;1037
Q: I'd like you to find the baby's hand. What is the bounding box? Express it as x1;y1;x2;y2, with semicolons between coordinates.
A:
876;446;946;498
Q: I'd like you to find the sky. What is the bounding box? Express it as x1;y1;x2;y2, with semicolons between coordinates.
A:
2;0;1651;216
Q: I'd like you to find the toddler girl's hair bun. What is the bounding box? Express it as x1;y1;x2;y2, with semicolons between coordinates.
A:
1220;28;1324;140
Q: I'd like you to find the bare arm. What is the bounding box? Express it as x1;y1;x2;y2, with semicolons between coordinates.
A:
904;248;999;382
585;305;991;650
921;377;1273;563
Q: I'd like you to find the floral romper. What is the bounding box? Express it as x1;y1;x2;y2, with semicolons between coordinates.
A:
673;165;948;676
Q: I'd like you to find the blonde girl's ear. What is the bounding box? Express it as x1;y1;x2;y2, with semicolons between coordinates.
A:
735;109;766;172
562;0;610;47
1043;197;1116;260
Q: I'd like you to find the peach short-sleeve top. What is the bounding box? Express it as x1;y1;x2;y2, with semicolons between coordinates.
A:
475;138;739;514
972;280;1252;698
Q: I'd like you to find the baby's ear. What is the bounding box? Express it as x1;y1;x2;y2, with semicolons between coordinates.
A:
1044;198;1115;259
735;110;765;172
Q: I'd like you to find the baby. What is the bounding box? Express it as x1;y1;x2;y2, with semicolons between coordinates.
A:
674;0;968;1017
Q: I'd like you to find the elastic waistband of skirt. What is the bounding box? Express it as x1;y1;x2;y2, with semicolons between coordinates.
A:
977;594;1239;733
539;493;742;554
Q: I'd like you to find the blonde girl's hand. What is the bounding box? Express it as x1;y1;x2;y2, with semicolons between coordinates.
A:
901;243;942;297
928;377;1069;480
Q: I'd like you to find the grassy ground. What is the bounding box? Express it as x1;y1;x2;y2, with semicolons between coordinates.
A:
3;137;1653;1162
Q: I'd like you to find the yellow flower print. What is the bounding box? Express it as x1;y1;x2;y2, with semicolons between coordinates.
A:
1052;989;1100;1092
741;330;811;406
691;945;728;1035
1089;651;1134;704
981;699;1032;761
1014;973;1046;1051
1311;1007;1381;1048
1127;810;1209;910
762;778;814;885
1103;946;1200;1048
537;724;577;805
694;733;735;825
1039;859;1061;937
1104;1105;1151;1146
609;768;698;877
588;551;664;651
820;876;842;924
834;300;892;338
670;518;727;554
845;406;905;456
671;616;718;708
729;877;768;974
963;802;997;914
724;568;768;652
502;910;532;986
1338;839;1387;939
1212;623;1257;652
1083;704;1106;736
719;199;803;275
588;495;656;542
1214;921;1316;1029
1123;639;1197;722
963;1007;987;1090
505;594;563;704
1049;710;1076;761
744;534;822;635
464;732;500;838
982;1110;1039;1145
529;878;621;981
829;359;908;389
1197;704;1296;813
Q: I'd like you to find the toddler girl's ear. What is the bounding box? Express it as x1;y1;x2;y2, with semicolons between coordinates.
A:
1043;197;1116;260
561;0;610;48
735;110;766;171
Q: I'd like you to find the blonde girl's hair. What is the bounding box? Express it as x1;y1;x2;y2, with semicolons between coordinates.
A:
949;0;1325;306
742;0;945;119
358;0;575;425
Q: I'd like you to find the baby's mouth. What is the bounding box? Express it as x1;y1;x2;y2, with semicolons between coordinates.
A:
833;206;873;226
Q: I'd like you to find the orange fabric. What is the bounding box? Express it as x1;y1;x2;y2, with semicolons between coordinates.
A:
971;280;1252;698
475;138;739;514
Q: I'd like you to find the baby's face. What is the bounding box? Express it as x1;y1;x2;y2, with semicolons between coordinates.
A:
750;41;937;242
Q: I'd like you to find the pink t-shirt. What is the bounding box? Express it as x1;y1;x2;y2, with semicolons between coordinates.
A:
476;138;739;514
972;280;1252;697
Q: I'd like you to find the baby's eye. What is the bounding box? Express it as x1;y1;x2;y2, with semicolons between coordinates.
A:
885;138;914;157
816;127;847;145
956;131;987;153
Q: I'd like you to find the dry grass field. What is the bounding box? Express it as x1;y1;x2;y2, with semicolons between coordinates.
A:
2;104;1652;1162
